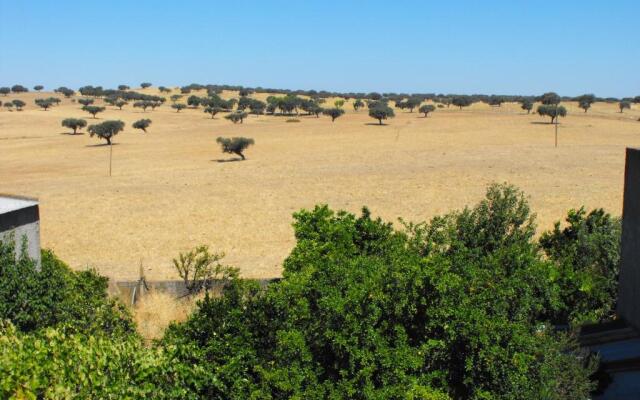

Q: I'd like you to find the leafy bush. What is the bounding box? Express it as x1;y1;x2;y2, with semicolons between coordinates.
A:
33;85;44;91
521;99;534;113
540;208;621;325
619;100;631;113
78;98;94;106
133;118;152;132
161;184;597;399
0;237;134;336
61;118;87;134
173;246;238;295
216;136;254;160
11;99;25;111
172;103;187;112
224;111;248;124
452;96;472;109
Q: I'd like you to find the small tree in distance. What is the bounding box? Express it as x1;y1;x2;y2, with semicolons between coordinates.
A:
115;100;128;110
172;103;187;112
118;85;130;90
12;100;26;111
619;101;631;113
419;104;436;117
34;98;53;111
0;87;10;96
78;98;94;107
61;118;88;135
33;85;44;92
353;99;365;111
132;119;152;132
4;103;13;111
368;105;395;125
11;85;28;93
88;120;125;145
225;111;248;124
521;99;534;114
537;104;567;123
140;82;152;89
82;105;106;118
323;107;345;122
204;106;222;119
452;96;473;109
577;94;595;113
170;94;183;103
216;137;254;160
334;99;345;108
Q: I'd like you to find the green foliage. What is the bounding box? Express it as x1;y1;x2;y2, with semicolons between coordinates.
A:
204;106;223;118
173;246;239;295
88;120;125;144
369;104;395;124
115;99;128;110
0;238;134;336
61;118;87;134
161;184;597;399
419;104;436;117
323;107;345;122
224;111;248;124
134;100;153;111
140;82;152;89
11;99;25;111
540;208;621;325
216;136;254;160
33;85;44;91
170;94;183;103
55;86;75;97
133;118;152;132
118;84;130;90
11;84;28;93
537;104;567;123
35;98;54;110
172;103;187;112
78;98;94;106
353;98;365;111
452;96;472;109
520;99;534;113
334;99;345;108
4;102;13;110
577;94;595;113
159;86;171;93
540;92;561;105
0;87;10;95
82;105;106;118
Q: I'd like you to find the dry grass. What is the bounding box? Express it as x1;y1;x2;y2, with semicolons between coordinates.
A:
132;290;200;341
1;88;639;282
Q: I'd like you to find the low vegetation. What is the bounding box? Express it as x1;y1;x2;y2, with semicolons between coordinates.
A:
216;136;254;160
0;183;621;398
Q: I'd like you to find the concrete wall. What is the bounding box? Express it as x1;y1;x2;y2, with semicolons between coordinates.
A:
617;148;640;331
0;200;41;268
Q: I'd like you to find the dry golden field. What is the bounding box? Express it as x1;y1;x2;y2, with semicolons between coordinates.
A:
1;88;639;282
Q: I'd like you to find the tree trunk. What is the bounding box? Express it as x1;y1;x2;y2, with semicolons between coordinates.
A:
106;137;111;145
73;127;77;134
378;118;382;125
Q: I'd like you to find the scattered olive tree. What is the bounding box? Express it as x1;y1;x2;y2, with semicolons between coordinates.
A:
170;94;182;103
11;100;26;111
452;96;473;109
158;86;171;93
577;94;596;113
140;82;152;89
34;98;53;111
78;98;94;107
368;104;395;125
82;105;106;118
172;103;187;112
225;111;248;124
540;92;561;105
204;106;222;119
0;87;10;96
419;104;436;117
619;100;631;113
353;99;365;111
537;104;567;123
61;118;88;135
323;107;345;122
132;119;152;133
521;99;534;114
115;100;128;110
11;85;28;93
118;85;130;90
55;87;75;97
133;101;152;112
88;120;125;145
4;103;13;111
216;136;254;160
33;85;44;92
334;99;345;108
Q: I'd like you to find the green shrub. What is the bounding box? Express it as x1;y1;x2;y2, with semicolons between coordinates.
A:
540;208;621;325
0;237;134;336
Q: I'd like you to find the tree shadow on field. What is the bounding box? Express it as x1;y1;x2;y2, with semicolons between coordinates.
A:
364;122;389;126
85;143;120;148
59;132;85;136
530;121;560;125
212;158;244;163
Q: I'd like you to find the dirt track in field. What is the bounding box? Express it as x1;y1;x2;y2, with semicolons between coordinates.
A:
1;88;639;281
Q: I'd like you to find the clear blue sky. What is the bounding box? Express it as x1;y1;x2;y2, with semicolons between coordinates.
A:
1;0;638;97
